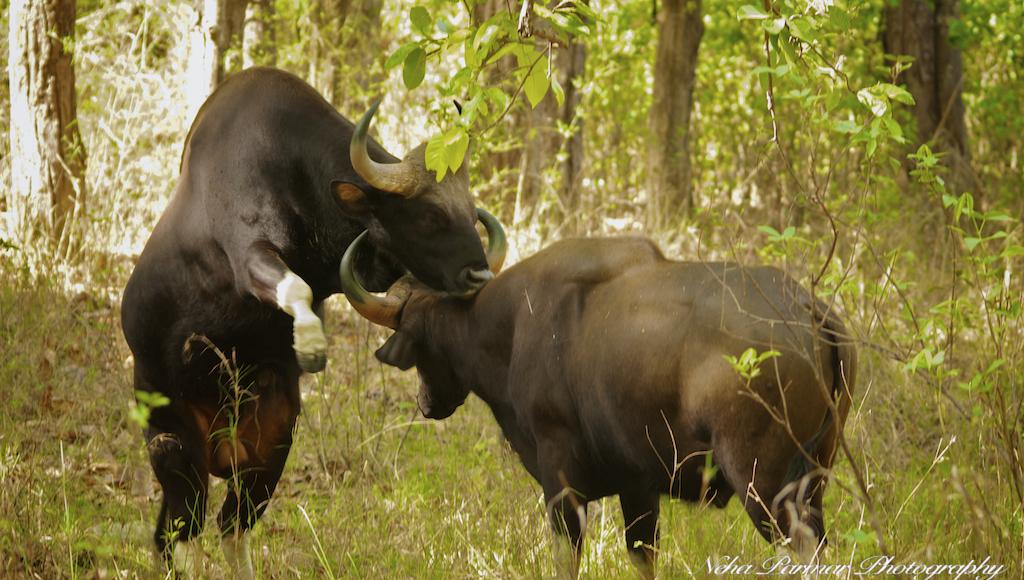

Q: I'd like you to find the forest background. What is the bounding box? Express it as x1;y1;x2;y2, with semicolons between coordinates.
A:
0;0;1022;576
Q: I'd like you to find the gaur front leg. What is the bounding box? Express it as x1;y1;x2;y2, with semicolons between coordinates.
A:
619;492;660;579
144;400;210;576
246;243;327;373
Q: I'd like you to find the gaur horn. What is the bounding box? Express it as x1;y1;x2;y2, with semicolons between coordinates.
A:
340;232;410;329
350;98;419;196
477;208;507;274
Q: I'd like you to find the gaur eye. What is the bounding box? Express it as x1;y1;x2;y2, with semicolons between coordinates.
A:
420;208;449;232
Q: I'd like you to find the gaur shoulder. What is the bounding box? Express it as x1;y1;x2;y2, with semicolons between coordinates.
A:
514;236;666;285
220;66;311;90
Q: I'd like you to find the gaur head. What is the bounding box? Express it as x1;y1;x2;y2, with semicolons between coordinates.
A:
333;99;491;296
339;209;507;419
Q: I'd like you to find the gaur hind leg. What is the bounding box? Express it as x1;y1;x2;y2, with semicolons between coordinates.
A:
716;432;825;557
765;415;847;557
217;364;301;580
619;491;660;579
779;416;844;555
144;394;210;576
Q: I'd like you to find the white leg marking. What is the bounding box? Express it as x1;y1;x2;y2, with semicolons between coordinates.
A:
276;272;327;372
222;533;256;580
172;540;204;577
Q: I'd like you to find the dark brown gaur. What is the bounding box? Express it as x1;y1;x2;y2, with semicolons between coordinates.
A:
342;234;856;578
121;67;499;576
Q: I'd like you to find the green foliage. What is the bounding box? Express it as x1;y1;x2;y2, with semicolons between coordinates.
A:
723;347;781;381
128;390;170;430
379;1;593;179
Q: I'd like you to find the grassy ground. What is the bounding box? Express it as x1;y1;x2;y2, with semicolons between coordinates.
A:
0;257;1020;579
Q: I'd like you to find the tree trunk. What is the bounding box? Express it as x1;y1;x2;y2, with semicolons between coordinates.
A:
884;0;972;189
7;0;87;247
242;0;275;69
514;91;559;226
472;0;526;213
558;40;586;232
184;0;248;121
309;0;351;103
647;0;702;225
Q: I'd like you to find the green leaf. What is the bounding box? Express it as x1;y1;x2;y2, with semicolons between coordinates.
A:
752;64;790;77
461;92;486;123
443;127;470;174
964;237;982;252
410;6;432;36
881;116;904;140
984;211;1014;222
986;359;1006;374
424;128;470;182
486;42;522;66
738;5;769;20
464;36;479;69
512;42;540;68
424;134;448;181
524;56;550;108
857;87;888;117
551;75;565;107
883;83;915;105
829;8;850;29
485;87;508;113
1001;245;1024;258
572;1;599;23
473;23;499;53
787;18;812;41
833;119;859;134
763;17;786;34
386;42;419;70
865;136;878;158
403;47;426;90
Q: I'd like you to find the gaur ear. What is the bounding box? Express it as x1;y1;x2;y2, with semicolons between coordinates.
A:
332;181;371;216
375;330;417;370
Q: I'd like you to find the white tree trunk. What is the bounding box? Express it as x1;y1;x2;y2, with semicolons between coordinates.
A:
184;0;247;122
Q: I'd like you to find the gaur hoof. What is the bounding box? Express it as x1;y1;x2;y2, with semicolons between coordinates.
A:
297;351;327;373
293;318;327;373
147;433;183;457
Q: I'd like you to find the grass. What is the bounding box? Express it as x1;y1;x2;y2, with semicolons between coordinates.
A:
1;0;1021;575
0;255;1020;579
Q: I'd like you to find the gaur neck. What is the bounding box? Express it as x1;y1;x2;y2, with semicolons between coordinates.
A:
430;292;513;411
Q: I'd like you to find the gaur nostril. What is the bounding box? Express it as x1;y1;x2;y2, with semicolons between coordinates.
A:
460;267;493;288
468;269;494;284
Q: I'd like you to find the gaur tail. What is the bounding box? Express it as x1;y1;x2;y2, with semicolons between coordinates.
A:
783;306;857;487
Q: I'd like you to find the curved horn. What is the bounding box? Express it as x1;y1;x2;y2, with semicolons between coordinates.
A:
350;98;419;195
477;208;507;274
340;232;409;329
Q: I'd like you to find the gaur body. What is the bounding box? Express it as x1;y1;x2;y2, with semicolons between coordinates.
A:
121;67;500;576
344;236;856;577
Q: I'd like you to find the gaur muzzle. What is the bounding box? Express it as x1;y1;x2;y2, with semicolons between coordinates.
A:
340;207;507;329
